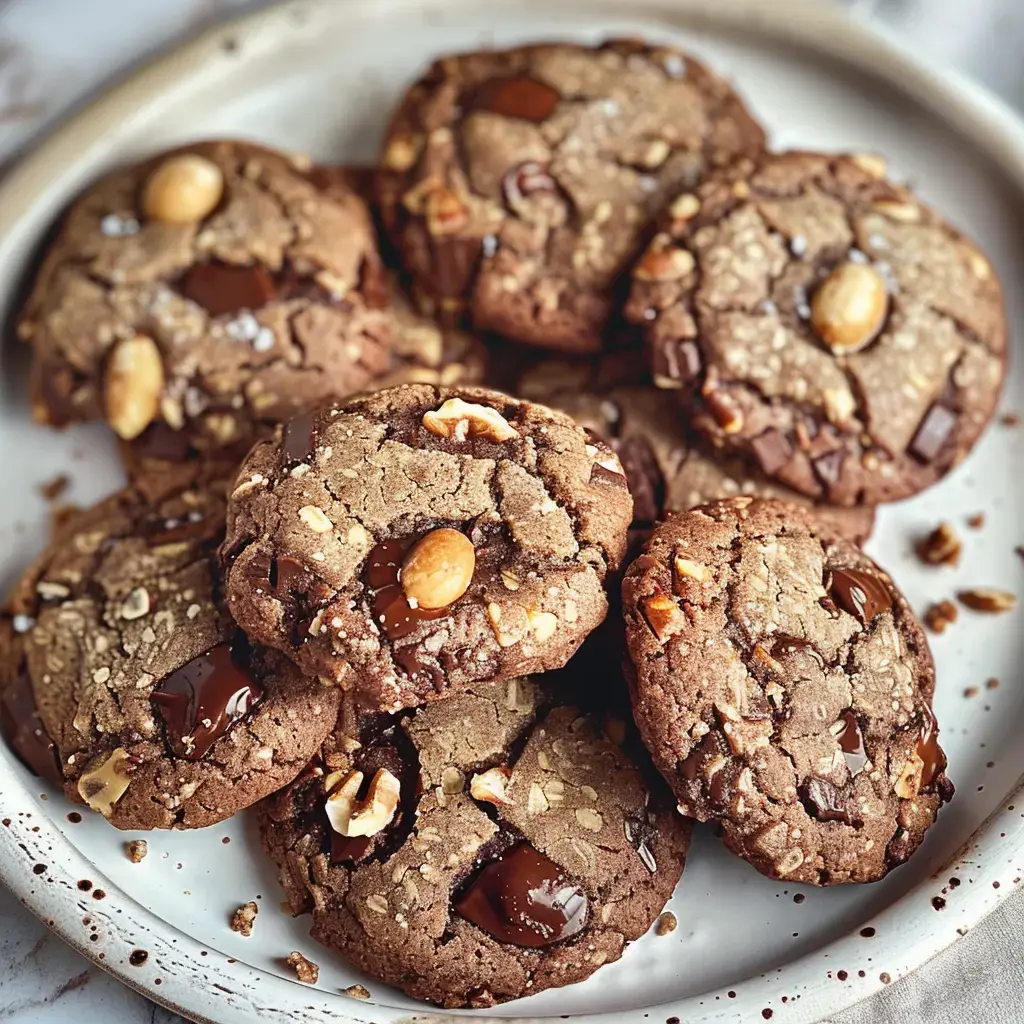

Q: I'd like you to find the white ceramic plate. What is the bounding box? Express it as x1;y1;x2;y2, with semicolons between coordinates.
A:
1;1;1022;1022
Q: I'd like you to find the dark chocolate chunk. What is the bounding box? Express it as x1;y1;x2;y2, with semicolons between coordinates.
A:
181;263;276;317
908;403;957;463
916;708;945;790
828;567;893;625
467;76;561;122
802;776;860;827
835;709;868;777
282;410;318;464
751;428;793;476
0;665;62;785
431;235;484;300
454;841;588;947
615;435;666;525
151;638;263;760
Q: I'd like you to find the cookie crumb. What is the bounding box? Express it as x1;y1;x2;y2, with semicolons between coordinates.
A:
964;686;979;699
343;984;370;999
986;677;1000;690
966;513;985;530
958;588;1017;613
655;911;678;935
1000;412;1020;427
287;951;319;984
39;474;70;502
125;840;148;863
924;600;958;634
230;901;258;937
915;522;961;566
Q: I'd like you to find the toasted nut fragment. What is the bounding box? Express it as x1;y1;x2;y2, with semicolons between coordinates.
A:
916;522;961;566
121;587;151;620
469;766;511;805
325;768;400;837
125;839;148;863
575;808;604;832
425;187;468;236
230;901;258;937
105;335;165;440
674;556;711;582
142;154;224;223
298;505;333;533
634;237;696;282
77;748;132;817
811;262;888;355
655;911;678;936
422;398;517;442
383;133;423;172
872;200;920;223
775;848;805;875
441;766;464;795
286;951;319;985
343;984;371;1000
924;599;958;634
958;588;1018;613
669;193;701;221
500;569;521;591
702;387;744;434
400;528;475;610
850;153;887;178
966;249;992;280
528;609;558;642
642;592;686;643
527;782;550;814
894;752;924;799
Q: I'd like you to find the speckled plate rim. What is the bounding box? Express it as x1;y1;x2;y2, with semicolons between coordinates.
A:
0;0;1022;1022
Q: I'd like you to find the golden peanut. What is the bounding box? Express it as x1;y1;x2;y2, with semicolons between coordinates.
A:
142;154;224;223
634;237;695;282
401;529;475;610
811;262;888;355
104;334;165;439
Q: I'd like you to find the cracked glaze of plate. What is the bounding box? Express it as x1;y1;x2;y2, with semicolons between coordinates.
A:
0;1;1022;1022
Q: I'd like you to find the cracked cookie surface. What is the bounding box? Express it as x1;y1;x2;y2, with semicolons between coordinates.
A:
517;355;875;543
221;384;633;711
622;497;952;885
378;39;766;353
258;677;690;1007
0;481;340;830
19;139;393;469
626;151;1006;504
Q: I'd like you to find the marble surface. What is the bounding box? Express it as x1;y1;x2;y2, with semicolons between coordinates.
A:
0;1;1022;1022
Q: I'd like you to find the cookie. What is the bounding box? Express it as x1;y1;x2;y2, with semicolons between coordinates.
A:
220;384;633;711
378;39;766;353
517;356;875;543
0;481;340;830
259;678;690;1007
622;497;952;885
19;139;393;466
626;151;1007;504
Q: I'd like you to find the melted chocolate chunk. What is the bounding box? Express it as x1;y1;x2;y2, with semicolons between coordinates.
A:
331;833;373;865
502;162;557;207
751;428;794;476
771;634;825;668
908;402;957;463
916;708;945;790
394;646;445;692
802;776;860;827
615;435;666;525
0;665;61;785
623;813;659;873
828;568;893;625
654;338;702;384
835;710;868;777
151;638;263;760
366;537;448;641
467;76;561;122
454;842;588;947
282;410;318;464
181;263;276;317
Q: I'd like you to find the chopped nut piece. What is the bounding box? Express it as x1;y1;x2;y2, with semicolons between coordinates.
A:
383;133;422;172
915;522;961;566
298;505;333;533
966;513;985;530
894;752;925;799
469;766;511;805
850;153;887;178
776;848;805;875
527;782;550;815
325;768;400;837
669;193;701;221
810;262;888;355
286;951;319;985
924;599;958;634
674;556;711;582
77;748;133;817
499;569;521;591
527;609;558;642
401;529;475;610
958;588;1017;613
105;335;165;440
142;153;224;223
343;984;371;1000
642;592;686;643
422;398;517;442
125;839;148;863
655;911;678;936
121;587;151;620
575;808;604;832
634;237;696;282
441;766;464;795
230;901;258;937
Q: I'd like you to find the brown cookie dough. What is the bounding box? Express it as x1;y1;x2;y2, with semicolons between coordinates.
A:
221;385;633;711
378;39;766;353
622;497;953;885
517;356;875;543
19;139;394;466
626;151;1007;504
259;678;690;1008
0;482;340;830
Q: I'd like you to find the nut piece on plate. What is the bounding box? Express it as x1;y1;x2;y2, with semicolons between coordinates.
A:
623;498;952;886
220;385;633;711
286;951;319;985
230;901;259;937
924;599;958;634
125;839;148;863
958;588;1018;613
916;522;962;566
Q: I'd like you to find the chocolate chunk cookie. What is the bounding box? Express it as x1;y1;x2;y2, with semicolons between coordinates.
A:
259;678;690;1007
378;39;766;353
518;356;875;543
0;482;340;830
221;385;632;711
626;151;1007;504
622;497;952;885
19;140;393;467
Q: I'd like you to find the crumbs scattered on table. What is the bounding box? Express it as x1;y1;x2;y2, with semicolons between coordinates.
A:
287;950;319;984
915;522;961;566
966;513;985;530
230;901;258;937
987;677;1000;690
924;600;958;634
